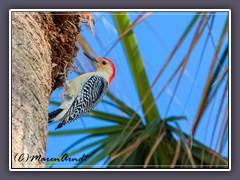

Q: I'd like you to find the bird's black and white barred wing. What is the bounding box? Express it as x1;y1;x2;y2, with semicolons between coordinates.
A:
55;75;108;129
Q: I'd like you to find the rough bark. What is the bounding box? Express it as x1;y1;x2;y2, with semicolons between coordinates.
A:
11;11;94;168
12;12;52;168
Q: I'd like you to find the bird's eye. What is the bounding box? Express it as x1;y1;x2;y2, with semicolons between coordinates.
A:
102;61;107;65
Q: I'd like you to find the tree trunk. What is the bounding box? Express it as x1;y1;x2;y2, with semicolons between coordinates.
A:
11;11;93;168
12;12;52;168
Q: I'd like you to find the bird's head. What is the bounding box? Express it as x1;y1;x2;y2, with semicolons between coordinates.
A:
84;52;116;84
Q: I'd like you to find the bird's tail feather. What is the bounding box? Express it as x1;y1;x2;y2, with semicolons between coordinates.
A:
48;109;63;123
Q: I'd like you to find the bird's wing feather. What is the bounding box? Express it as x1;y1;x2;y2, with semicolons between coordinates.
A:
56;75;108;129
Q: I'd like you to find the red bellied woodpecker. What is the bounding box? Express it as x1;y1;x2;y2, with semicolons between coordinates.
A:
48;52;116;129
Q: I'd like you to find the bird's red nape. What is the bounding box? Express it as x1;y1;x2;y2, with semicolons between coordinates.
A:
103;58;115;84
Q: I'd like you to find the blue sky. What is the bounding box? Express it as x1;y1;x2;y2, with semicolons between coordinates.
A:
47;11;229;168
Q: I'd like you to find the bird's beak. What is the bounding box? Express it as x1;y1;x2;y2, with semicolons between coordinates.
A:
83;52;99;64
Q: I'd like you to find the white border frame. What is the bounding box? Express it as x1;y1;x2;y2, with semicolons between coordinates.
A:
9;9;231;171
